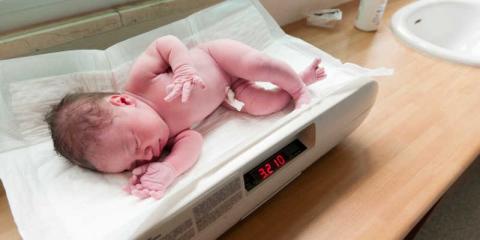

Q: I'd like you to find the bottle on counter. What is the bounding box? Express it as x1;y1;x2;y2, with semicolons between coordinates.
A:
355;0;389;31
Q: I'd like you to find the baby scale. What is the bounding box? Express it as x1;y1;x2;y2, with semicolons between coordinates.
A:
134;79;378;240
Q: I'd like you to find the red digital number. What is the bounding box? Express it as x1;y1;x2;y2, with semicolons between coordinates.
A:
274;154;286;167
258;155;287;180
258;163;274;180
258;167;268;179
265;163;273;174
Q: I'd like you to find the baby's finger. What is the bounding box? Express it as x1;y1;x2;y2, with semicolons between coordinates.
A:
123;184;133;193
149;190;165;200
164;84;182;102
134;184;145;190
166;84;175;93
193;76;207;89
132;165;148;176
128;175;139;187
132;189;150;199
181;81;193;103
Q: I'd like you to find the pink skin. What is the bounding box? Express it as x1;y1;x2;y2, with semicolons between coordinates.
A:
91;93;170;173
88;36;327;200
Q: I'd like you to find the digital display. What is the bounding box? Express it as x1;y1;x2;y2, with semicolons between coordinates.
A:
243;139;307;191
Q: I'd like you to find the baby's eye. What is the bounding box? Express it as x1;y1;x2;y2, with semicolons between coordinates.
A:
131;132;140;154
134;137;140;151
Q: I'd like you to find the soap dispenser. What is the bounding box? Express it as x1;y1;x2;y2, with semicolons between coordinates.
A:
355;0;389;31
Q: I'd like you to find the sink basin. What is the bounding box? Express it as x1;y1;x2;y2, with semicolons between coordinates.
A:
391;0;480;66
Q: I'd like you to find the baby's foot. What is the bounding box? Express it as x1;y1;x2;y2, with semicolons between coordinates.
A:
300;58;327;85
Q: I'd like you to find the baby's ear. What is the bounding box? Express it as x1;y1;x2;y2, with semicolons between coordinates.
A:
108;94;135;107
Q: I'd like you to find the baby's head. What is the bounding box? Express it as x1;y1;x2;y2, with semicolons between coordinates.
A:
45;92;170;173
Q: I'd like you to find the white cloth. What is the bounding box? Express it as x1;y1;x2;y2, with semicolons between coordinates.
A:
224;87;245;111
0;0;393;239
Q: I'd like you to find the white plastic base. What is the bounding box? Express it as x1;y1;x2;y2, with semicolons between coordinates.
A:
135;79;378;240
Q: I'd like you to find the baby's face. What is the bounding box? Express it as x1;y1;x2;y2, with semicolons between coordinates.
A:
90;94;169;173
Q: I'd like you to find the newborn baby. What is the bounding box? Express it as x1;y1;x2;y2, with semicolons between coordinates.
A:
45;36;326;199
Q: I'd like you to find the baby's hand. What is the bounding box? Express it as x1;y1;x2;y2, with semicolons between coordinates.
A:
124;161;178;200
164;64;206;103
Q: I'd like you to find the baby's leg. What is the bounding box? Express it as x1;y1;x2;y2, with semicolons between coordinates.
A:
228;59;326;116
205;39;311;108
227;79;291;116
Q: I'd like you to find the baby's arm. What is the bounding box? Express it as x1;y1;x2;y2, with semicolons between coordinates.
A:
125;35;205;102
125;130;203;199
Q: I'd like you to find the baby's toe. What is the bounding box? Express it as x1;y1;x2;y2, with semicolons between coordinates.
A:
311;58;321;69
316;68;327;80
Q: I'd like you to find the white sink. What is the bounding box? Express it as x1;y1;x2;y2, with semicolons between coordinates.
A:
391;0;480;66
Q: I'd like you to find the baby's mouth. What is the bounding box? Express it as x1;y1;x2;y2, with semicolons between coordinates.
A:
143;139;163;163
149;140;161;161
156;139;163;156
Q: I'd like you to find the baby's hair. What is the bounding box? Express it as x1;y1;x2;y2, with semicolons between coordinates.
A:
44;92;118;171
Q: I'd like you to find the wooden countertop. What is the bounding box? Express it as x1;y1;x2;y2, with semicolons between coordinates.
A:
221;0;480;239
1;0;479;239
